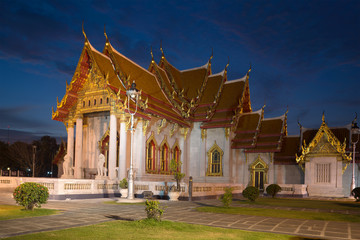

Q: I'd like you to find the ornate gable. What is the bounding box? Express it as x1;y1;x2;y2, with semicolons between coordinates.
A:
296;115;351;168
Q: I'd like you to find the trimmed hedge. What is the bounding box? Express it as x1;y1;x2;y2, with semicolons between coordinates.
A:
266;184;282;198
13;182;49;210
242;186;259;202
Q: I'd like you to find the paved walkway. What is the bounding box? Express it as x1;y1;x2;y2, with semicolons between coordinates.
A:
1;196;360;239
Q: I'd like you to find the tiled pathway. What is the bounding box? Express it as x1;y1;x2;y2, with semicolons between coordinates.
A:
1;197;360;239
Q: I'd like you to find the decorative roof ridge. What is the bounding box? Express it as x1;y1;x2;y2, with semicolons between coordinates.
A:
262;114;286;121
111;46;156;77
244;108;262;116
180;62;209;73
225;74;247;84
88;42;112;61
209;69;225;77
149;60;189;118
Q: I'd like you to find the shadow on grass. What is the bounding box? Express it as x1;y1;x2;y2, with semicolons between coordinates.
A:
104;215;135;221
193;202;218;208
336;202;360;209
289;238;322;240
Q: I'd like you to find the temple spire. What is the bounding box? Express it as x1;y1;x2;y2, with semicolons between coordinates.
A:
160;40;164;58
104;24;109;43
150;46;154;62
82;21;88;42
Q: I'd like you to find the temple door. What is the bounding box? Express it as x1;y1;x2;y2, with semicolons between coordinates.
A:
249;155;268;191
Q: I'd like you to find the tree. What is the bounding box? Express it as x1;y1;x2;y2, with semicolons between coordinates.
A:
0;141;16;170
33;136;58;177
7;141;34;174
7;136;58;177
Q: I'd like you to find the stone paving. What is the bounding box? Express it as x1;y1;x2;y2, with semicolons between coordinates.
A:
1;196;360;239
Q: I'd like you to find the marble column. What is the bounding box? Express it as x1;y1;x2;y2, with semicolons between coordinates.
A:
108;111;117;179
119;115;127;180
62;121;74;178
74;116;83;179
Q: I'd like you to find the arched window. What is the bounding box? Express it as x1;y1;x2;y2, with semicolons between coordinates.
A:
172;141;181;172
160;137;170;174
146;133;157;174
206;142;223;176
94;99;96;105
83;101;85;107
100;98;102;104
88;100;91;106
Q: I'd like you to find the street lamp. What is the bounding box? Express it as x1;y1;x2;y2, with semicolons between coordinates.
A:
126;81;139;200
351;114;359;194
32;145;37;178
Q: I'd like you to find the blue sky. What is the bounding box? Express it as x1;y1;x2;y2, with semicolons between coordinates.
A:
0;0;359;143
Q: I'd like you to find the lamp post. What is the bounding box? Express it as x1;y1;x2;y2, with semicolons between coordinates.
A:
32;145;37;178
126;81;139;200
351;114;359;194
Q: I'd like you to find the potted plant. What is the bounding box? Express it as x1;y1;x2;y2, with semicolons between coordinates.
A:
168;159;185;201
119;178;128;198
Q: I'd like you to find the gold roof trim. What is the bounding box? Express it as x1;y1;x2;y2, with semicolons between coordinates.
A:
296;117;352;169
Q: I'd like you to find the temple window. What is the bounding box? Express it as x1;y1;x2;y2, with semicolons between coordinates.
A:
160;138;170;174
94;99;96;106
172;143;181;172
83;101;85;107
206;142;223;176
316;163;331;183
146;133;157;174
106;98;109;104
88;100;91;106
100;98;102;104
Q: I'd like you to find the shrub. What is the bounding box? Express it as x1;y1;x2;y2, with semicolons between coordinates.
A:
13;182;49;210
119;178;128;189
351;187;360;202
242;186;259;202
221;187;233;208
266;184;282;198
145;200;164;221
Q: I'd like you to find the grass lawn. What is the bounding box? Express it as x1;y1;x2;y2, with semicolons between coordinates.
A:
3;219;295;240
235;197;360;211
196;197;360;222
0;205;59;220
197;206;360;222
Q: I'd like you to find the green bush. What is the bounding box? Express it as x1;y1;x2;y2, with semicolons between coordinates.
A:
119;178;128;189
351;187;360;202
242;186;259;202
13;182;49;210
145;200;164;221
221;187;233;208
266;184;282;198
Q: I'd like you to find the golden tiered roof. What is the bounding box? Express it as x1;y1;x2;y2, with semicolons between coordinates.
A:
53;28;293;153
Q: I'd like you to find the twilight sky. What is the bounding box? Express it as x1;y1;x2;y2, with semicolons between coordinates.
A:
0;0;359;143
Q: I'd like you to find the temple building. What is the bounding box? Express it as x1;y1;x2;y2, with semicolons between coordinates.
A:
51;29;359;199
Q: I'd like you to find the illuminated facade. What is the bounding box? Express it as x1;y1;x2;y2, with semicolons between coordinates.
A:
52;30;359;198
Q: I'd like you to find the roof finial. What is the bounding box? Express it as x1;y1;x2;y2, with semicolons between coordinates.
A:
104;24;109;43
297;118;302;128
248;62;252;75
285;105;289;115
322;111;325;124
82;21;88;42
160;40;164;57
225;57;229;71
210;48;213;61
150;46;154;62
352;112;358;127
